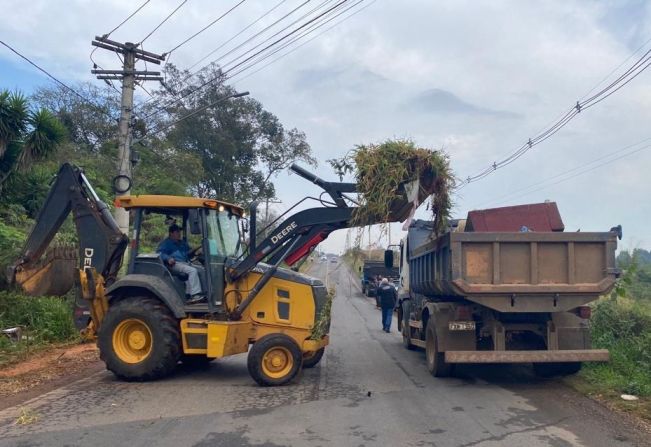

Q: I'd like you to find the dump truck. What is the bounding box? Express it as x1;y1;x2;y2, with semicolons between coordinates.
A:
9;163;427;386
360;260;399;298
395;202;621;377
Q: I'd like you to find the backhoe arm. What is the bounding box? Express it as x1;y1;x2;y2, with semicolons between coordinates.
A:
8;163;128;288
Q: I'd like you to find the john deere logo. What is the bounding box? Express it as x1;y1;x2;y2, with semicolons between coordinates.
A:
271;222;298;244
83;248;94;270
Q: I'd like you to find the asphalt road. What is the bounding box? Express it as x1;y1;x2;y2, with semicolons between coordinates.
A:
0;260;648;447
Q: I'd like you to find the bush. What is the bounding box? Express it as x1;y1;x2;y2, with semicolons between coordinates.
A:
583;298;651;396
0;221;26;289
0;290;78;365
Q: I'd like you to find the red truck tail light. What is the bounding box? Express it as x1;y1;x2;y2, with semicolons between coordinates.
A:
578;306;591;319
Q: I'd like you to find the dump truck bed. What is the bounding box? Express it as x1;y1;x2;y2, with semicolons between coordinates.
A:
409;231;619;312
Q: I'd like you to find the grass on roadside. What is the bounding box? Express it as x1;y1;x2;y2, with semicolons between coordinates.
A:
566;296;651;422
0;290;79;367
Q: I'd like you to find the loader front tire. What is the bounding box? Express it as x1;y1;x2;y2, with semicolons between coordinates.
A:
248;334;302;386
99;296;181;381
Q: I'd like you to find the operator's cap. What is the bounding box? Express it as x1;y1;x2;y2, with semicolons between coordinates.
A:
169;223;182;233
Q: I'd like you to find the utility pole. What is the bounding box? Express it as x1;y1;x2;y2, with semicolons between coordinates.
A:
263;198;282;237
91;36;165;235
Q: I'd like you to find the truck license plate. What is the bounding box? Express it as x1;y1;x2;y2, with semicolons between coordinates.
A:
449;321;475;331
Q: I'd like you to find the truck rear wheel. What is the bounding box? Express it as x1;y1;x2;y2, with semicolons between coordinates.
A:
248;334;303;386
302;347;325;368
401;302;416;350
98;296;181;381
425;319;452;377
533;362;582;377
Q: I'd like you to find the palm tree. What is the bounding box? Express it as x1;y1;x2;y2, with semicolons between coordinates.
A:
0;90;66;189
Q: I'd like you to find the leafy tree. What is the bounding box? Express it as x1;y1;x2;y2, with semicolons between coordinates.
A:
0;90;66;190
146;64;315;204
31;83;120;153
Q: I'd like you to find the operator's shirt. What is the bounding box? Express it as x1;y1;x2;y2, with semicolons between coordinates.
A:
157;238;191;263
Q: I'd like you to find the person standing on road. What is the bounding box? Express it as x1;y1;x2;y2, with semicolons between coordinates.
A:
374;275;382;308
377;278;397;332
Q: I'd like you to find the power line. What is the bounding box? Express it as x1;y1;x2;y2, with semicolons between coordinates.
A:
140;0;348;121
486;140;651;207
185;0;288;74
473;136;651;208
140;0;189;45
217;0;340;74
139;0;371;139
1;39;117;120
458;45;651;189
230;0;373;84
580;37;651;101
164;0;248;56
139;0;312;112
104;0;152;39
89;0;153;87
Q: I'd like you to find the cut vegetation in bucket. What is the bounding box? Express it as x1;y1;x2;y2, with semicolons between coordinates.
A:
328;140;454;235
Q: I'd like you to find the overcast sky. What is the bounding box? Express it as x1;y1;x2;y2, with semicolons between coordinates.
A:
1;0;650;253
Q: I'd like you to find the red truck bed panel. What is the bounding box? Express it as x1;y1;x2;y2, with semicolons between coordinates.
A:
466;202;564;232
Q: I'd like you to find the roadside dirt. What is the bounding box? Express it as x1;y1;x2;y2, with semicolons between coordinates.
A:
0;343;103;410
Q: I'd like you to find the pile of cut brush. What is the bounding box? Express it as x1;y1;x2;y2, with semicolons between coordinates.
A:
328;139;454;235
310;288;334;340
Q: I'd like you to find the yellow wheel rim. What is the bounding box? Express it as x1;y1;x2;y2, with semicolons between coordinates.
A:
261;347;293;379
112;318;153;364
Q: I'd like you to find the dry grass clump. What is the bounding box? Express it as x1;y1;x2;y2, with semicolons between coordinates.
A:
328;139;454;234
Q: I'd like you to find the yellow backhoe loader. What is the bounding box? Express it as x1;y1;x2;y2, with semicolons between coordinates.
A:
8;163;421;386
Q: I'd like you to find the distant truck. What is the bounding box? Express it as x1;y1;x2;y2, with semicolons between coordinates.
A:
361;260;399;298
395;202;621;377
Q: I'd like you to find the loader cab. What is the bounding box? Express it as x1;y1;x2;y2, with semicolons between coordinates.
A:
116;196;244;313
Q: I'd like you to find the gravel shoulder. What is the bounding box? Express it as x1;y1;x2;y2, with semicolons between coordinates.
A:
0;343;103;410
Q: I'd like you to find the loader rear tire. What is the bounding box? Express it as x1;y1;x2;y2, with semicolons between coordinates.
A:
99;296;181;381
426;319;452;377
248;334;302;386
302;347;325;368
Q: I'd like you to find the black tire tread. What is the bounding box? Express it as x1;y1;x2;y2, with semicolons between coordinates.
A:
426;319;452;377
302;347;325;369
247;334;302;386
99;296;180;381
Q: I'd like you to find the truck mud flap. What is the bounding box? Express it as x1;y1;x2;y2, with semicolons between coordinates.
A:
444;349;609;363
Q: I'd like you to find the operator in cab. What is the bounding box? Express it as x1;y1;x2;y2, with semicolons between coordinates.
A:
157;224;205;304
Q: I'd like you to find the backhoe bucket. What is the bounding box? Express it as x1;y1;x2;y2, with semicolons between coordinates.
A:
13;245;77;296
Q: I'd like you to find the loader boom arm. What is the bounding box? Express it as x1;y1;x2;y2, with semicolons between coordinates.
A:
8;163;128;288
